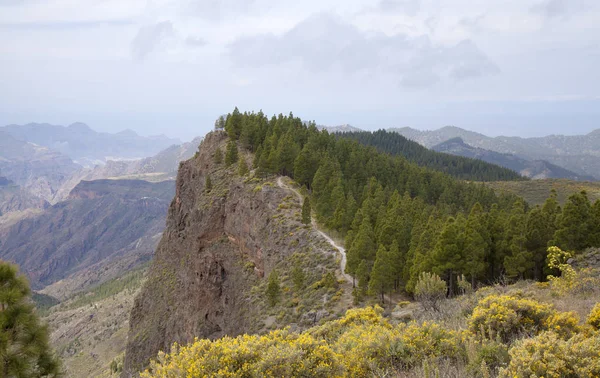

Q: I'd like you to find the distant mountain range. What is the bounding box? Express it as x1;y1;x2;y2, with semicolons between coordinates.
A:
319;124;363;133
391;126;600;180
0;131;80;201
432;137;594;181
0;179;174;292
0;122;180;165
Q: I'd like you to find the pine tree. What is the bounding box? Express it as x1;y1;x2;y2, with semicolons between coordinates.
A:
346;216;376;282
301;196;311;225
356;260;370;296
526;206;550;281
368;245;393;303
464;203;488;287
225;140;239;167
266;270;280;307
238;157;249;176
503;199;531;279
554;191;592;251
589;200;600;247
214;148;223;164
388;240;403;291
205;175;213;193
432;215;465;296
0;262;61;377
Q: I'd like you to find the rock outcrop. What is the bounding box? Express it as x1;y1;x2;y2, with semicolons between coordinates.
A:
123;131;345;375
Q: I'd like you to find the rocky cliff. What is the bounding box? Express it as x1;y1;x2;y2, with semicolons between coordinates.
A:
123;131;347;375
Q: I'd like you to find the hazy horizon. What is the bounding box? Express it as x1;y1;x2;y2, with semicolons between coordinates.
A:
1;0;599;141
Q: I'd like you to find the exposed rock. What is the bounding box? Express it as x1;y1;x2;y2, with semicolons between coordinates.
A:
123;131;345;375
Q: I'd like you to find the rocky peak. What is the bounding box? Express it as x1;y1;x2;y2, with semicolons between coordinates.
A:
123;131;349;375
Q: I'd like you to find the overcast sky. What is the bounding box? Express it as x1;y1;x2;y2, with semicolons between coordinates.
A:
1;0;599;141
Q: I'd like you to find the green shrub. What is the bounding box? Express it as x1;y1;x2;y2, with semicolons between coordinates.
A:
414;272;447;312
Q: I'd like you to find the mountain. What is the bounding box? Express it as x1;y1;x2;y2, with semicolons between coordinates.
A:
0;177;49;217
0;122;180;164
337;130;524;181
432;137;594;180
50;136;202;203
0;179;174;292
391;126;600;179
318;124;364;133
0;131;81;201
123;131;352;374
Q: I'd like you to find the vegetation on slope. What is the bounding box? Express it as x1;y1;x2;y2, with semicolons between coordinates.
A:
486;179;600;206
220;109;600;300
43;266;148;377
338;130;525;181
0;262;61;377
141;254;600;377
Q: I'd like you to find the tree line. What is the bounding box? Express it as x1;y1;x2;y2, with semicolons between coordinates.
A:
221;108;599;300
337;129;525;182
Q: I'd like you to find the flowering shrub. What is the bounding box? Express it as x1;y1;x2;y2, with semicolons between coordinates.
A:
500;331;600;378
547;246;577;295
469;294;561;342
587;303;600;330
142;307;466;377
141;330;342;378
543;311;581;339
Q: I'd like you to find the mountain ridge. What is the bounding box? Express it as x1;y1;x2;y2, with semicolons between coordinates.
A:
391;126;600;179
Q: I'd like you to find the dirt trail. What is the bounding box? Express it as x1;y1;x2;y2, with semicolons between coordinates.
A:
277;177;353;284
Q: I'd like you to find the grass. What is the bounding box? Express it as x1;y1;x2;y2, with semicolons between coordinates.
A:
59;265;147;311
486;179;600;206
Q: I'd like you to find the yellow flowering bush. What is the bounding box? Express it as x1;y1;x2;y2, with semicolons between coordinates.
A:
141;330;342;378
142;307;466;377
500;331;600;378
587;303;600;330
547;246;577;295
469;294;557;342
543;311;581;339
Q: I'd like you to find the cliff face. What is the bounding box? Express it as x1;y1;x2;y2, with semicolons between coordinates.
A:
123;131;344;375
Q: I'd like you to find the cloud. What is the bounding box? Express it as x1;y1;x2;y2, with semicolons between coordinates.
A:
185;0;258;21
185;36;207;47
0;19;132;30
378;0;420;16
130;21;175;61
530;0;588;18
227;13;499;87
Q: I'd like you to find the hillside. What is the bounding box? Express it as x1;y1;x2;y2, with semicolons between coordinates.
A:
123;131;352;373
0;179;173;292
50;137;202;203
1;122;180;164
42;267;147;378
0;177;49;216
338;130;524;181
433;137;593;180
391;126;600;180
486;179;600;206
123;108;543;374
0;131;81;201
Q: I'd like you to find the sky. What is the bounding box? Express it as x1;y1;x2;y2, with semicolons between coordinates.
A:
0;0;599;141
